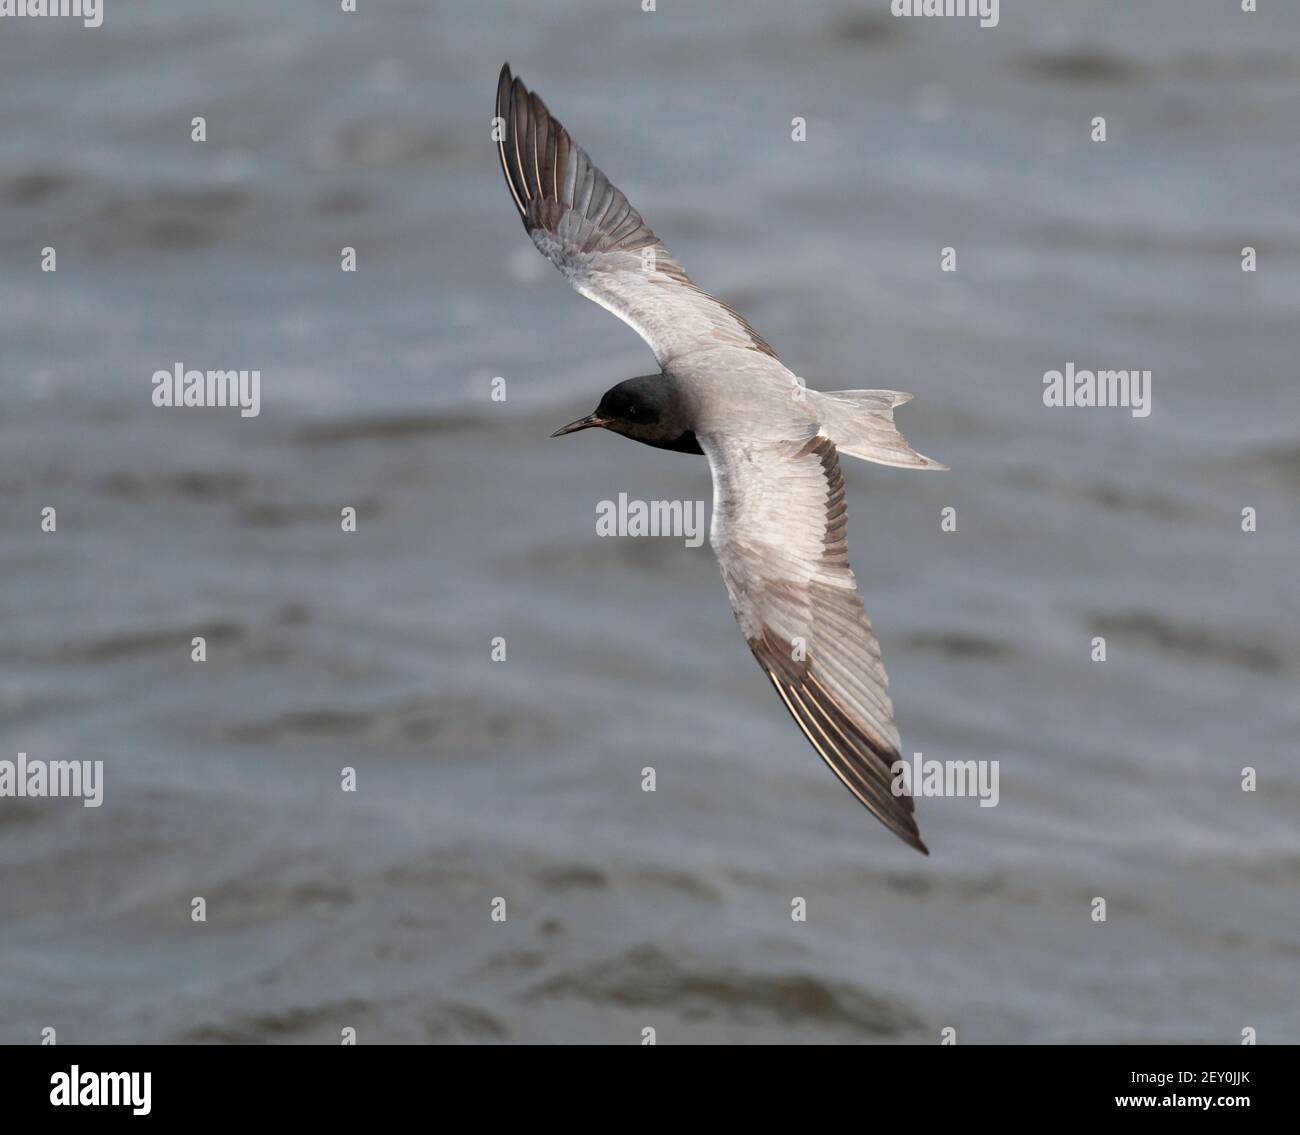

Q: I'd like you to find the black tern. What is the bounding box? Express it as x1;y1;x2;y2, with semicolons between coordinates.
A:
496;64;947;853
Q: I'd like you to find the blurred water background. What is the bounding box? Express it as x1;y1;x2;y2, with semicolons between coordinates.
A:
0;0;1297;1043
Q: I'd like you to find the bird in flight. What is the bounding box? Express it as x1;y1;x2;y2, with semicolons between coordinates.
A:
495;64;947;853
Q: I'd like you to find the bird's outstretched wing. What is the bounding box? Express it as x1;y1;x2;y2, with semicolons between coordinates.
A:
701;430;928;853
495;63;777;368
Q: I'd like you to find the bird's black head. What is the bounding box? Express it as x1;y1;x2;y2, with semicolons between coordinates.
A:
550;374;703;454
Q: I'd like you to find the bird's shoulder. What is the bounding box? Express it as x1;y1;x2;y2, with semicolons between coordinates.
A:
666;350;816;436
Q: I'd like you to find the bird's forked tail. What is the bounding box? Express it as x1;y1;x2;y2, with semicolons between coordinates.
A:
811;389;948;470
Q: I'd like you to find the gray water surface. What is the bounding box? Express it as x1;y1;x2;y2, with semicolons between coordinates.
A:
0;0;1297;1044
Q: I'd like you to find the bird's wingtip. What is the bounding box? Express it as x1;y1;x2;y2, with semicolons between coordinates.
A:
902;821;930;855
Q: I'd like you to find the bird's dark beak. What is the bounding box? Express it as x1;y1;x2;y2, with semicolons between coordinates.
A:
550;414;610;438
